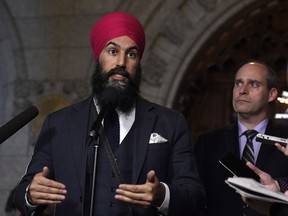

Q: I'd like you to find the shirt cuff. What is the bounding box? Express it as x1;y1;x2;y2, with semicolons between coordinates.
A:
25;184;37;209
157;182;170;215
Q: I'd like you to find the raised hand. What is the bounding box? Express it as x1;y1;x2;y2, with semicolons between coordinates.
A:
28;166;67;205
115;170;165;208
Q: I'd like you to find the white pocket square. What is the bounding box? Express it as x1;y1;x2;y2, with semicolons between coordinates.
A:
149;132;168;144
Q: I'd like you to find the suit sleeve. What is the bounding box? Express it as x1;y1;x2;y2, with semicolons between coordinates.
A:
166;113;206;215
14;116;53;216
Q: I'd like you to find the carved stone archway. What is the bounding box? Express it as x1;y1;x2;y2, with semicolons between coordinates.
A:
173;0;288;141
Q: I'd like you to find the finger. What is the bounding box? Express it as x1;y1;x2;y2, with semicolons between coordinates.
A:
41;178;66;190
116;184;152;202
245;162;271;183
118;184;145;193
29;181;67;205
42;166;50;178
35;167;66;190
33;174;66;191
115;193;151;207
116;188;143;199
245;162;263;176
146;170;156;183
30;190;66;205
29;169;67;205
116;184;154;203
275;143;287;154
115;187;152;206
29;181;67;196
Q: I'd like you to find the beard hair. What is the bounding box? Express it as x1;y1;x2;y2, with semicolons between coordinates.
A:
91;61;142;114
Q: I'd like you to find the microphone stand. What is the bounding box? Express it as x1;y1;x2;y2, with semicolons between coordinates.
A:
82;107;133;215
81;87;119;216
88;106;111;216
89;134;100;216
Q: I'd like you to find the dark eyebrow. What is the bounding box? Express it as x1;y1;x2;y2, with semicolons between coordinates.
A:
105;41;139;51
106;42;118;48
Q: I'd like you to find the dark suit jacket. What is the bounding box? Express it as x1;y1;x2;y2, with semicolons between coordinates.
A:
270;203;288;216
14;96;205;216
194;121;288;216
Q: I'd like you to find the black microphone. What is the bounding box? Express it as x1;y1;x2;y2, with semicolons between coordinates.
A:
0;106;39;144
90;87;119;137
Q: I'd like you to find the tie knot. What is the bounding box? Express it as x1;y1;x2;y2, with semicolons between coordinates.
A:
245;130;258;140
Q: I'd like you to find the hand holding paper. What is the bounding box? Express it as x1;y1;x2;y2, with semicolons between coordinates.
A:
226;177;288;204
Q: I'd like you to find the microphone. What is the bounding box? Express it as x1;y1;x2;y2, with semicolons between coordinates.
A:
90;87;119;137
0;106;39;144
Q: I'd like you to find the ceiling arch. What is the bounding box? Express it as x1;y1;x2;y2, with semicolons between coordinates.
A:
138;0;258;106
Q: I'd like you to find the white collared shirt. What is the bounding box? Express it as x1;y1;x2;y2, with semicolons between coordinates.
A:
93;97;135;144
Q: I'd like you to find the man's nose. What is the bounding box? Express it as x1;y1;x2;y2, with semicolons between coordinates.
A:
239;84;248;94
116;53;126;68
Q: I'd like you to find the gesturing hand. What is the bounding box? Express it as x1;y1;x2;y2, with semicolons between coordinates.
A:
115;170;165;208
28;166;67;205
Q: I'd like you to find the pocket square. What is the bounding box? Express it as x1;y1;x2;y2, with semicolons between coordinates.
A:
149;133;168;144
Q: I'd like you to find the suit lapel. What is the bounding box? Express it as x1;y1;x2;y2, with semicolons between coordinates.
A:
132;99;156;184
224;123;241;157
68;96;93;192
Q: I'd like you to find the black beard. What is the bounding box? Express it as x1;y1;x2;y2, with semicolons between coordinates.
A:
91;62;142;114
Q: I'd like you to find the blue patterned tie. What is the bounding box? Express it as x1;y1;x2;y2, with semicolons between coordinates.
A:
104;109;120;152
242;130;258;164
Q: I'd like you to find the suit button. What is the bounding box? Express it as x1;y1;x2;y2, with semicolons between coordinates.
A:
111;187;116;192
109;202;114;207
243;204;248;209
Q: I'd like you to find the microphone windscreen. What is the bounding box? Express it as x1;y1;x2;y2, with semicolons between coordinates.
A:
0;106;39;144
101;87;119;107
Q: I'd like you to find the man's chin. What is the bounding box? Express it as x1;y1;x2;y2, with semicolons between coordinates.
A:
106;79;126;88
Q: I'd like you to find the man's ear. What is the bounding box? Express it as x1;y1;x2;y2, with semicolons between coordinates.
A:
268;88;278;102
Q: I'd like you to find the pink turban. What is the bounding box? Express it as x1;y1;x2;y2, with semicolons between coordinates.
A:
90;12;146;61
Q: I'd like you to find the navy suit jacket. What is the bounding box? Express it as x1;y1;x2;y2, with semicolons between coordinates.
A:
194;121;288;216
15;96;205;216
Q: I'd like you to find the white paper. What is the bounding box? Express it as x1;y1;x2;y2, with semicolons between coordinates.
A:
225;177;288;204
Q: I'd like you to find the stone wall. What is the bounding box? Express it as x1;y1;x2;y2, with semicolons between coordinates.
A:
0;0;256;214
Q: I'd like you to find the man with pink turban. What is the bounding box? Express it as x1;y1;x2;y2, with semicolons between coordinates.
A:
14;12;205;216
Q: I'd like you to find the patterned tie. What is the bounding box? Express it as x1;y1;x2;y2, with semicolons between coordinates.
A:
104;109;120;152
242;130;258;164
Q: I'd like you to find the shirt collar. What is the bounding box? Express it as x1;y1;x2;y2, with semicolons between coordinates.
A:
238;118;269;138
93;96;135;143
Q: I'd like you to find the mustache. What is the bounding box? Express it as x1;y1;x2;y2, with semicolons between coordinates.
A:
107;67;130;78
